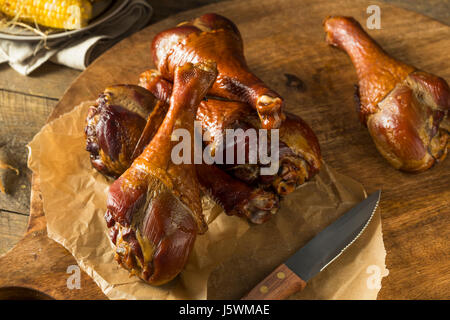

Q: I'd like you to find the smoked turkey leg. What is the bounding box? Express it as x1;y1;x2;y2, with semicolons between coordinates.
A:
324;16;449;172
105;62;217;285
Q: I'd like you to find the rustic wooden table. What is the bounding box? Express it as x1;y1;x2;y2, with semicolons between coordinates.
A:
0;0;448;299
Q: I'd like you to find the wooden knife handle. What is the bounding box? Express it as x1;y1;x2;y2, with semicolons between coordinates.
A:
242;264;306;300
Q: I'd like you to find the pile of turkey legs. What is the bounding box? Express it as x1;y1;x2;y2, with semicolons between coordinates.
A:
84;14;449;285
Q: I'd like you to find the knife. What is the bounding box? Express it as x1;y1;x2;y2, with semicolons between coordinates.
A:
242;190;381;300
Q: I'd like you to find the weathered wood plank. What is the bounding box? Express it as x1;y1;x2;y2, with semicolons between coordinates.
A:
0;176;106;299
0;95;55;212
0;210;28;256
385;0;450;25
0;90;56;253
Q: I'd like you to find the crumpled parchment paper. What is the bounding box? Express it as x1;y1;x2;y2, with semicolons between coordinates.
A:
27;101;388;300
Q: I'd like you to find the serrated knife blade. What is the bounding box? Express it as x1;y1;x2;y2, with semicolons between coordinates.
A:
242;190;381;300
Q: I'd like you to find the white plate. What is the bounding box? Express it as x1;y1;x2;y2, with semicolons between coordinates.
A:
0;0;128;41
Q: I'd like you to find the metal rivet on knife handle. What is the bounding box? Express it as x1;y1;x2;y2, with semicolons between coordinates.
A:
259;286;268;294
242;264;306;300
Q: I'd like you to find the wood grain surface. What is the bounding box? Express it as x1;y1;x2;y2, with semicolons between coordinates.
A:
0;90;56;215
0;0;449;300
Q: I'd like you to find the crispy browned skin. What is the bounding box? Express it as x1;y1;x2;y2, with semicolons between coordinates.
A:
324;16;449;172
140;70;321;195
84;85;156;179
105;62;217;285
152;13;285;129
196;163;279;224
86;83;281;225
131;100;169;160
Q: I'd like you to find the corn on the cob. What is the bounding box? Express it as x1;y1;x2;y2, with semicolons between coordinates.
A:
0;0;93;30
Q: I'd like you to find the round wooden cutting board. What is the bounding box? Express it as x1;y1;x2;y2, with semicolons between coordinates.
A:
0;0;448;299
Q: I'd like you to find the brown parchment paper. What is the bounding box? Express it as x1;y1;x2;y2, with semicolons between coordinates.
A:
27;102;388;300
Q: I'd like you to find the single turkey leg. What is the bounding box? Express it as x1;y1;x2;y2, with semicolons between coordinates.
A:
324;16;449;172
152;13;285;129
105;62;217;285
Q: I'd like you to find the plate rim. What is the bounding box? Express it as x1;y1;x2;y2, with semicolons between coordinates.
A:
0;0;129;41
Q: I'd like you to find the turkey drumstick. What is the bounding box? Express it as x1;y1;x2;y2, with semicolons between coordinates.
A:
105;62;217;285
152;13;285;129
324;16;449;172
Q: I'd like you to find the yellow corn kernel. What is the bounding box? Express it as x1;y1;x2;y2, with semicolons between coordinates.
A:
0;0;93;30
